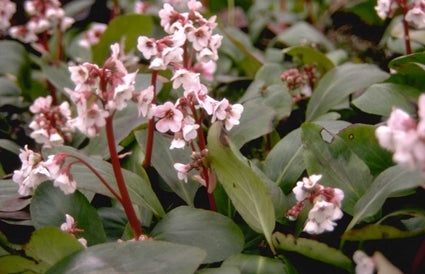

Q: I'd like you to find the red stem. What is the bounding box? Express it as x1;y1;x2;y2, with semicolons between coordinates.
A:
400;0;412;55
411;235;425;274
143;71;158;169
60;153;122;202
56;21;64;62
105;114;142;239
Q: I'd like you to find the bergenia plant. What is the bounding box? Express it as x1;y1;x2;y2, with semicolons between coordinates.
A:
0;0;425;273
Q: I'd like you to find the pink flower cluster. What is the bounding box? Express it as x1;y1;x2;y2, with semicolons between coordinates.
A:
78;23;107;49
0;0;16;33
9;0;74;50
376;94;425;171
29;95;74;148
66;43;137;137
12;146;76;196
376;0;425;29
287;174;344;234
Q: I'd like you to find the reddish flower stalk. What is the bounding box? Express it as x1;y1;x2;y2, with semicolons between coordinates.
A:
105;114;142;238
399;0;412;54
143;70;158;169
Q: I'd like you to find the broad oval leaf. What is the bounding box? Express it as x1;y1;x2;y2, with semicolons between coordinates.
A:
222;253;289;274
342;224;425;241
25;227;84;268
264;128;305;194
302;123;373;215
338;124;394;176
207;122;275;250
283;46;335;74
46;241;206;274
92;14;153;65
44;146;165;217
347;165;424;230
272;232;353;272
151;206;244;263
306;63;389;121
388;52;425;71
134;129;199;206
30;182;106;246
352;83;420;116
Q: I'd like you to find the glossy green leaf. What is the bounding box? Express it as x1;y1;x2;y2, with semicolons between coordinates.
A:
44;146;165;217
283;46;335;74
0;179;30;212
222;253;289;274
302;123;373;215
306;63;389;121
0;78;25;108
254;63;283;86
97;207;128;241
134;129;199;206
63;0;95;17
264;128;304;194
342;224;425;241
40;61;74;98
388;52;425;70
347;165;424;230
390;62;425;90
92;14;153;65
30;182;106;245
353;83;420;116
272;232;353;271
197;266;240;274
0;41;28;77
46;241;206;274
338;124;394;176
25;227;84;268
0;255;48;273
207;122;275;250
151;206;244;263
275;22;334;51
0;139;21;155
228;101;276;148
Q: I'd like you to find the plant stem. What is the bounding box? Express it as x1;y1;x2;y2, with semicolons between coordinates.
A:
227;0;235;27
143;70;158;169
412;235;425;273
400;0;412;55
61;153;122;203
105;114;142;239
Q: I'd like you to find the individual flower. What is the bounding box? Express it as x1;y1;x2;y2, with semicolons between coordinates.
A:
53;172;77;194
60;214;87;247
137;36;158;60
12;146;51;196
78;23;107;48
303;199;343;234
0;0;16;33
353;251;375;274
174;163;191;182
375;0;393;20
292;174;322;202
406;6;425;28
137;85;156;118
154;102;184;133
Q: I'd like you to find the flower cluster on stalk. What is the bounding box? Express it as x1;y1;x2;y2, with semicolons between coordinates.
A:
12;146;76;196
136;0;243;185
376;0;425;28
376;94;425;173
9;0;73;52
286;174;344;234
29;95;74;148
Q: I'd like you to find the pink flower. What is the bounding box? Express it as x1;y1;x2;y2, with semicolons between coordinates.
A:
292;174;322;202
171;69;200;90
54;172;77;194
137;85;155;118
174;163;191;182
224;103;244;131
303;199;343;234
0;0;16;33
79;23;107;48
137;36;158;60
155;102;184;133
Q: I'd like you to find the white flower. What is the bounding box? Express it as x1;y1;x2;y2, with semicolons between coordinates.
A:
187;25;211;51
406;6;425;29
60;214;76;232
137;36;157;60
224;103;243;131
375;0;392;20
171;69;200;91
154;102;184;133
78;23;107;48
0;0;16;32
303;199;343;234
54;173;77;194
353;251;375;274
292;174;322;202
174;163;191;182
137;85;155;118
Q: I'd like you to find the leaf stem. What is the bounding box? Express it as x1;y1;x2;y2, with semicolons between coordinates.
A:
105;114;142;239
143;70;158;169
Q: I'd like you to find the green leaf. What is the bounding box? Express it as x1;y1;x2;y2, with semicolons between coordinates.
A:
347;165;424;230
388;52;425;70
353;83;420;116
197;266;240;274
389;62;425;90
0;255;48;273
92;14;153;65
46;241;206;274
0;139;21;155
97;207;128;241
342;224;425;241
25;227;84;268
30;182;106;246
151;206;244;263
264;128;304;194
283;46;335;74
0;41;28;77
272;232;353;272
0;179;30;212
40;61;74;97
254;63;283;86
134;129;199;206
306;63;389;121
44;146;165;217
302;123;373;215
0;78;25;108
63;0;95;17
228;101;276;148
338;124;394;176
207;122;275;251
274;22;334;51
222;253;289;274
